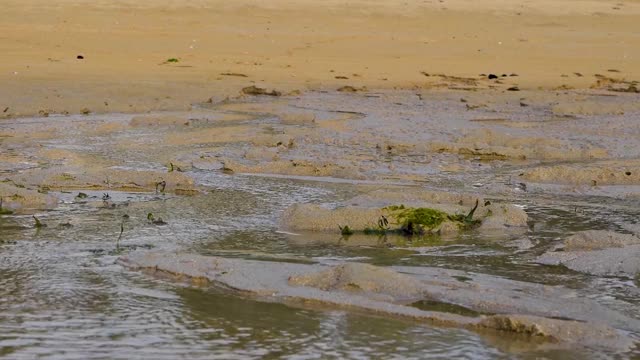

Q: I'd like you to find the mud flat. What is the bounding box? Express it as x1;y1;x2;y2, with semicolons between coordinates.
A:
119;251;637;351
3;87;640;201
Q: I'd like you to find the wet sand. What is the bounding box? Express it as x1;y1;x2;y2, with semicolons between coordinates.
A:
2;88;640;210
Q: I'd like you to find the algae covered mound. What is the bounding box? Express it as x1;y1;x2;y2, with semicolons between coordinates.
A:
377;202;480;236
281;189;527;237
282;203;469;236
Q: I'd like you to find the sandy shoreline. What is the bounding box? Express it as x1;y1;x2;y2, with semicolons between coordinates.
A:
1;0;639;117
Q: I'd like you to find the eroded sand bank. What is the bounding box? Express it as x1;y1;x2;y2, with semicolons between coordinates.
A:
119;251;637;351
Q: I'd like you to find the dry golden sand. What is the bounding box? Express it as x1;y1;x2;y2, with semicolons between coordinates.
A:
1;0;639;117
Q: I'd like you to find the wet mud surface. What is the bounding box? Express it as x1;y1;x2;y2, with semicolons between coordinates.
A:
1;89;640;358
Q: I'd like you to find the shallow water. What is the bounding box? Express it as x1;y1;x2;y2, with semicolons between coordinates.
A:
1;95;640;358
1;174;638;359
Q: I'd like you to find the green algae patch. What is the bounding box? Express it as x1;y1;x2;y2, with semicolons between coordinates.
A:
338;202;482;237
372;201;481;236
386;205;448;235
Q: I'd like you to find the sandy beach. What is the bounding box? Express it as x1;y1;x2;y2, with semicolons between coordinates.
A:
2;0;639;117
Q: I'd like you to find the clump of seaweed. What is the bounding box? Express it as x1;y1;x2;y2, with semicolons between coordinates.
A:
387;200;481;235
384;205;448;236
336;200;483;237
